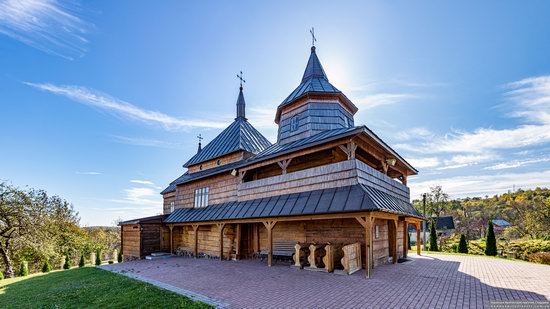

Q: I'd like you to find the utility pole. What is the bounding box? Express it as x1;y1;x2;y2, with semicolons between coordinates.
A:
422;193;427;251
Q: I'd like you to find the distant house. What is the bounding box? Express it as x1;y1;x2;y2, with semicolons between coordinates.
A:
492;219;511;233
409;216;455;243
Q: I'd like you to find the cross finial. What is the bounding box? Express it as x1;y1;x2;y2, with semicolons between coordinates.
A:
310;27;317;47
196;134;203;153
197;134;203;143
236;71;246;89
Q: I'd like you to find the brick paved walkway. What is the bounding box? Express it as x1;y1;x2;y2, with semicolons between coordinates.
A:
103;254;550;308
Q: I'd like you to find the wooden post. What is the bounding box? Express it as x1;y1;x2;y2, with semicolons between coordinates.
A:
416;222;421;256
277;159;292;175
169;225;174;254
392;219;398;264
235;223;241;260
403;221;409;259
192;224;199;258
338;141;357;160
401;174;408;185
217;223;225;261
262;221;277;267
355;216;372;278
254;223;260;253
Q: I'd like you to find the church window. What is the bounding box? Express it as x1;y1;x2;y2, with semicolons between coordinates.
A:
290;115;299;131
375;224;379;239
194;187;209;208
170;201;175;213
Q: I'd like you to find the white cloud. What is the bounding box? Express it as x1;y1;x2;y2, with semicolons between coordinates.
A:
409;169;550;199
407;157;440;168
436;153;499;170
130;180;154;185
394;127;434;141
483;157;550;171
0;0;92;60
110;135;183;148
355;93;417;109
26;82;228;130
76;171;101;175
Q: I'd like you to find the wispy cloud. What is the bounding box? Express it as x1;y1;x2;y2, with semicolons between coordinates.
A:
483;157;550;171
409;169;550;199
355;93;417;109
407;157;440;169
26;82;227;130
130;180;154;185
76;171;101;175
110;135;183;148
0;0;92;60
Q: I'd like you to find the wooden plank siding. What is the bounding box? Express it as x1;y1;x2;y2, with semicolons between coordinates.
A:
187;151;249;174
122;225;141;258
171;173;239;212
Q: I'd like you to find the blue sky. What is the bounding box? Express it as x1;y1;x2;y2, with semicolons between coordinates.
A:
1;1;550;226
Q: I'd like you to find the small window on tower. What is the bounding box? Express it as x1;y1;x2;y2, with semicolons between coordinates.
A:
290;115;299;132
170;201;175;213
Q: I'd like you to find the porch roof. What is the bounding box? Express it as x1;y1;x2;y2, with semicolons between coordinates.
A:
165;184;423;224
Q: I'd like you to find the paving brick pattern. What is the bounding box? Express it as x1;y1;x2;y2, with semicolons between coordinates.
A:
103;254;550;308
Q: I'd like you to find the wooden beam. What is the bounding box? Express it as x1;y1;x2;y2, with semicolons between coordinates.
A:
235;223;241;259
216;223;225;261
192;224;199;258
262;221;277;267
401;174;407;186
239;170;246;183
416;222;421;256
338;141;358;160
168;225;174;254
392;219;398;264
403;221;408;259
365;215;372;278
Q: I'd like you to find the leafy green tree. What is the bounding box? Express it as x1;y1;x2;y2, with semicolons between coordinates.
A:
79;254;85;267
0;271;3;280
42;260;51;273
429;220;439;251
458;234;468;253
485;221;497;256
19;261;28;276
95;249;101;266
63;253;71;269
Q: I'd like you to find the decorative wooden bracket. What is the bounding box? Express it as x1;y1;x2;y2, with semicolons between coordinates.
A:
277;159;292;175
400;174;407;185
355;215;373;278
239;170;246;183
338;141;357;160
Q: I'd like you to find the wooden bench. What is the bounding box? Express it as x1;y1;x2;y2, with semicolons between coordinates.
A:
260;240;296;261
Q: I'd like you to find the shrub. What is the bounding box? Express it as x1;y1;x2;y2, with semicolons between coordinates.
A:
95;250;101;266
429;220;439;251
19;261;28;277
117;251;123;263
527;252;550;265
485;222;497;256
458;234;468;253
42;260;51;273
63;253;71;270
108;260;114;264
0;271;4;280
79;254;85;268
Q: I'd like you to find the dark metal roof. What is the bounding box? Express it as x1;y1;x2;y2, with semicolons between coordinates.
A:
279;46;341;107
432;216;455;230
119;214;168;225
164;184;423;224
183;118;272;167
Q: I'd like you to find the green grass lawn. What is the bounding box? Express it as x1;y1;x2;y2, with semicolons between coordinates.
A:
0;267;212;309
410;245;534;263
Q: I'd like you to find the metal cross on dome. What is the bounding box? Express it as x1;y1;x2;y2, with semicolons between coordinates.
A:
197;134;203;144
236;71;246;88
310;27;317;46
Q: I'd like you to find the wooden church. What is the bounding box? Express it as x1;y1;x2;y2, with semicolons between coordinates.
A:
120;42;424;277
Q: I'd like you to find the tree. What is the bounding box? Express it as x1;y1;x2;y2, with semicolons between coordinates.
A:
117;251;123;263
427;186;450;218
458;234;468;253
407;233;411;250
42;260;51;273
19;261;28;276
429;220;438;251
79;254;85;267
485;221;497;256
95;249;101;266
63;252;71;269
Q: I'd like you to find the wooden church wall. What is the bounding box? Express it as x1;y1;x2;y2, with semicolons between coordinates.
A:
173;173;239;210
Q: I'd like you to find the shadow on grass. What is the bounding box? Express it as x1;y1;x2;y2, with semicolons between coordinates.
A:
0;267;211;308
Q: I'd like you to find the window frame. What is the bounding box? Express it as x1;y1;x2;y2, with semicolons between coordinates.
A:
170;201;175;213
290;115;300;132
374;224;379;239
194;186;209;208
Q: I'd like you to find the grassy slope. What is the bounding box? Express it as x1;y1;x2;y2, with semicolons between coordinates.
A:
0;267;212;309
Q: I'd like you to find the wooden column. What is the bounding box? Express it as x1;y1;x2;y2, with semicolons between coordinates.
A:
192;224;199;258
401;174;408;185
355;215;372;278
253;223;260;253
403;222;408;259
262;221;277;267
339;141;357;160
416;222;421;256
217;223;225;261
392;219;398;264
235;223;241;260
168;225;174;254
277;159;292;175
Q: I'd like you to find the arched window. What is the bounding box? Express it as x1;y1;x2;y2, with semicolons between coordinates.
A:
290;115;299;132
